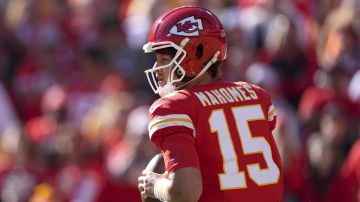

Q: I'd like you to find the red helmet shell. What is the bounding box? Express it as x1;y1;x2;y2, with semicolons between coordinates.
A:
147;6;227;77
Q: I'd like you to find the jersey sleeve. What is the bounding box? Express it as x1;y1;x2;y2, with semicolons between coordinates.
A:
268;103;277;131
147;95;199;173
161;132;200;173
342;140;360;183
249;83;277;132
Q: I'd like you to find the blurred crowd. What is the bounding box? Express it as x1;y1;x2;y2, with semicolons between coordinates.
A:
0;0;360;201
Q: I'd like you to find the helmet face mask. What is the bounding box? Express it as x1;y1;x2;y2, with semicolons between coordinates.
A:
144;40;187;95
143;6;227;96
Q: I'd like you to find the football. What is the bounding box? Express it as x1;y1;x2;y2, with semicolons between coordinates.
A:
145;153;164;173
142;153;165;202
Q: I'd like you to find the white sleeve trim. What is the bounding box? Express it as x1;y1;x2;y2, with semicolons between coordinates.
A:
268;105;276;122
148;114;195;139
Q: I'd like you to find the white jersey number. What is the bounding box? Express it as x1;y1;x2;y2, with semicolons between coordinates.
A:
209;105;280;190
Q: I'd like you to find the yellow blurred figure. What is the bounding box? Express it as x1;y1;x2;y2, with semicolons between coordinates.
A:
29;183;59;202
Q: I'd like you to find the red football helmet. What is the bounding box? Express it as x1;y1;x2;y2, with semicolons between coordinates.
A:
143;6;227;96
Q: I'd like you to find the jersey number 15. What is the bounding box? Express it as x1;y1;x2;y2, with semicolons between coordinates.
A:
209;104;280;190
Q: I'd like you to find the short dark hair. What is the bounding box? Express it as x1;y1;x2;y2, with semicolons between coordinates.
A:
155;48;222;81
207;62;222;79
181;61;222;83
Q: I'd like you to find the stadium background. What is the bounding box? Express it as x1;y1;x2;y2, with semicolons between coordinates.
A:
0;0;360;201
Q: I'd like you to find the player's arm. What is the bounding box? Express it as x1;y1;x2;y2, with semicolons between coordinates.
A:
139;133;202;202
162;131;202;202
139;167;202;202
142;196;162;202
141;154;163;202
167;167;202;202
139;97;202;201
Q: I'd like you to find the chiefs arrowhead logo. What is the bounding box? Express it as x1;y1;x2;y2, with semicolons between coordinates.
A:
170;16;203;37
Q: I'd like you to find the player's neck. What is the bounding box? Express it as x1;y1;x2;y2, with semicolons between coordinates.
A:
182;73;214;89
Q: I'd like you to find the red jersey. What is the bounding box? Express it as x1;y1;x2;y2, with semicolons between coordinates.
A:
342;139;360;201
148;81;283;202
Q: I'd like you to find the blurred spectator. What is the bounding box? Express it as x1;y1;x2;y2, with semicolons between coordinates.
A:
295;104;353;202
298;67;358;139
0;165;38;202
65;44;109;132
107;105;159;183
297;133;353;202
348;69;360;103
237;0;318;107
29;183;59;202
316;5;359;72
96;104;159;202
0;30;26;88
267;15;317;108
0;82;21;154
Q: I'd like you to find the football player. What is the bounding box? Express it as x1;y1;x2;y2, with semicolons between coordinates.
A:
138;6;283;202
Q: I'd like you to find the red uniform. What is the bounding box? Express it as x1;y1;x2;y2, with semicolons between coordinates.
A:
342;139;360;201
148;81;283;202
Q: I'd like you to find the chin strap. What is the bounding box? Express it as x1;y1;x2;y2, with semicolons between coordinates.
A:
159;83;177;97
154;39;220;97
176;50;221;90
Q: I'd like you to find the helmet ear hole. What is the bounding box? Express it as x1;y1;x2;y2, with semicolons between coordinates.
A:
195;44;203;59
176;68;183;76
175;67;185;78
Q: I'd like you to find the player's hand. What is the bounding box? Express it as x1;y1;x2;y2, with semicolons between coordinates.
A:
138;170;168;199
